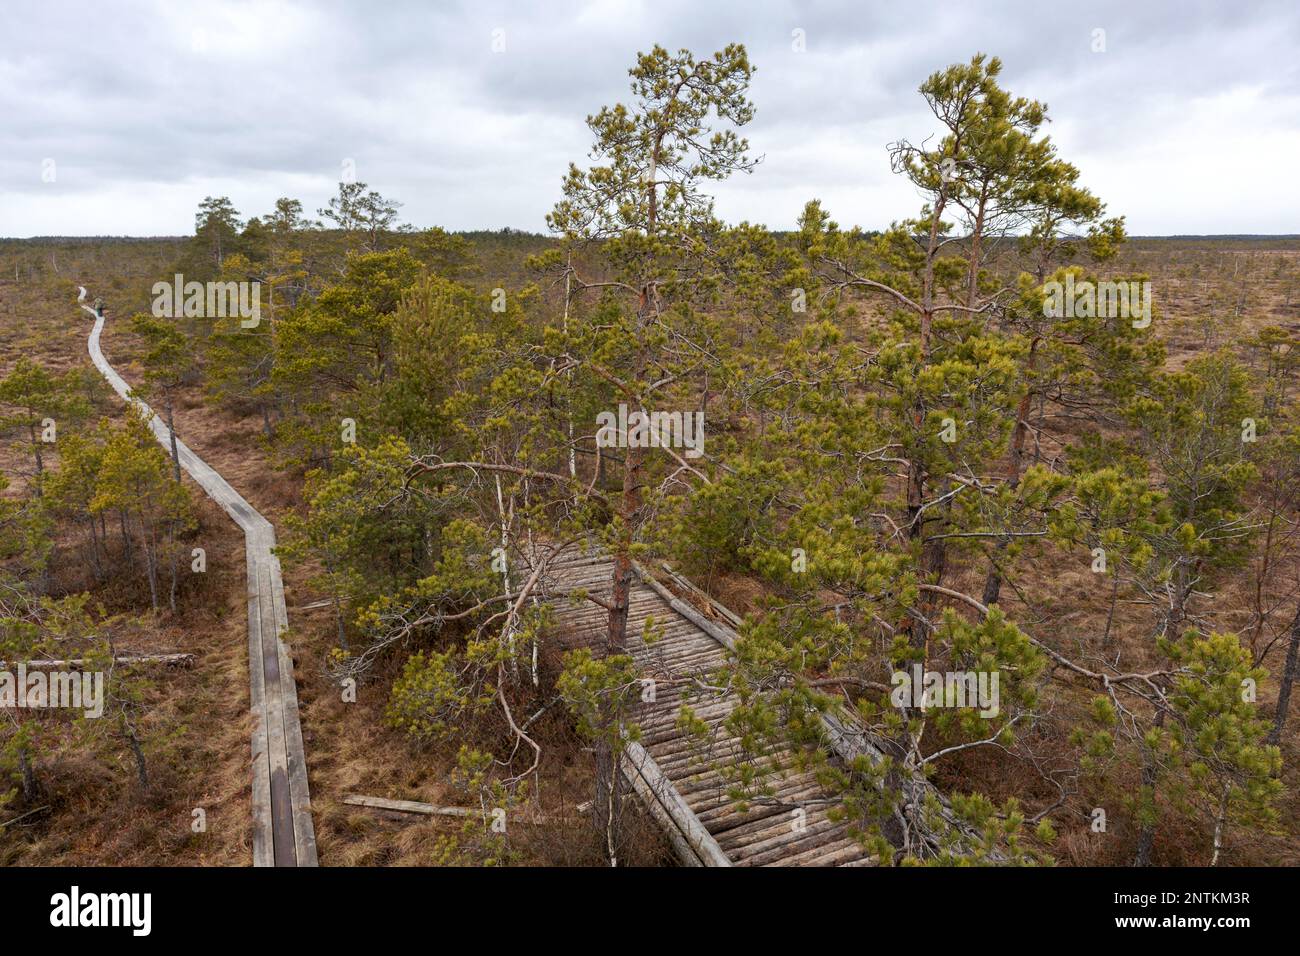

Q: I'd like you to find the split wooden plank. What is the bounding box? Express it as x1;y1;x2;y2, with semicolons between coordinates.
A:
622;740;732;867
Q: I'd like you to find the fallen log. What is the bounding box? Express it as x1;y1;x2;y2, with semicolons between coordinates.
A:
344;795;476;818
0;805;50;829
632;563;737;650
0;653;194;669
658;562;744;628
622;740;732;867
291;599;334;612
343;794;558;825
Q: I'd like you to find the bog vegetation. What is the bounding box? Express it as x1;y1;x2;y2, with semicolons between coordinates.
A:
1;45;1298;866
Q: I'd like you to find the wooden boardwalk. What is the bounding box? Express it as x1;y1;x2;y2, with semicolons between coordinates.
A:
524;544;878;867
83;289;317;867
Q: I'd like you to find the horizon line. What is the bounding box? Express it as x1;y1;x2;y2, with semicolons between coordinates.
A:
4;232;1300;243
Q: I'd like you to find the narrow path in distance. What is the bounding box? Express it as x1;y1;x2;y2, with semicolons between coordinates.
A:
80;287;317;867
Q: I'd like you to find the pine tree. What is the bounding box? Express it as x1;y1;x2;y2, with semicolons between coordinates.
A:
194;196;243;272
1164;632;1282;864
91;412;194;612
542;43;759;860
318;182;403;257
129;312;195;484
545;42;758;653
0;357;89;491
270;249;421;468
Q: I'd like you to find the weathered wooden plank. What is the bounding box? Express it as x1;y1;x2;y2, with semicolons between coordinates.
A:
659;563;745;628
633;566;738;650
622;741;732;867
246;538;273;868
255;561;296;867
730;817;847;863
269;550;318;867
769;838;869;867
344;794;563;827
715;811;810;850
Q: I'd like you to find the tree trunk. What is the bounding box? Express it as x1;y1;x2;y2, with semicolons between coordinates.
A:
1132;710;1166;866
1268;604;1300;745
325;559;349;650
1210;782;1230;866
119;509;133;568
899;188;948;652
1101;570;1122;651
142;517;160;611
127;730;149;790
562;259;577;480
903;425;932;652
86;515;105;582
592;737;623;867
333;598;349;650
606;141;658;656
1169;558;1195;638
965;187;988;308
606;442;644;655
168;520;179;614
165;399;182;485
18;746;38;802
982;340;1039;607
27;421;44;483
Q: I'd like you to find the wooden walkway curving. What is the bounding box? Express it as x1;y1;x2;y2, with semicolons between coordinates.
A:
523;544;879;867
81;289;317;867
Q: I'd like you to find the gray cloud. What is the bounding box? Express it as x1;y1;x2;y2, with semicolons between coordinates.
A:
2;0;1297;236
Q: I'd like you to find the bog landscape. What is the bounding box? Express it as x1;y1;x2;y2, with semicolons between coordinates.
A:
2;14;1298;873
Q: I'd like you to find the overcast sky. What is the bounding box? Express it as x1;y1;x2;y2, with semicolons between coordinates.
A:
2;0;1297;237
